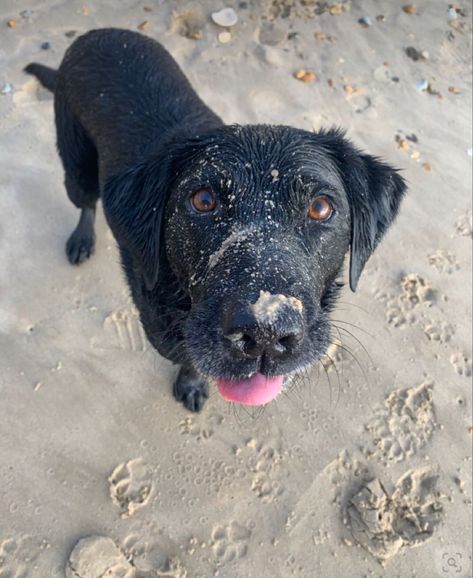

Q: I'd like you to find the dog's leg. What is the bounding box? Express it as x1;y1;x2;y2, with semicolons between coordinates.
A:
55;98;100;265
173;365;209;412
66;206;96;265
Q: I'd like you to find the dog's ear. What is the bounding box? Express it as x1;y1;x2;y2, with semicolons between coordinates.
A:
102;157;175;291
322;130;407;291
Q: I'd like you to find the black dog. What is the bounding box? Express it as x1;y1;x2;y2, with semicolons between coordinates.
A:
25;28;406;411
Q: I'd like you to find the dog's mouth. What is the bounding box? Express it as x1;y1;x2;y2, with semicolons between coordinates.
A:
216;373;285;405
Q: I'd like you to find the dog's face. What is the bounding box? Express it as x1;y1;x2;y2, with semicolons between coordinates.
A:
104;126;406;405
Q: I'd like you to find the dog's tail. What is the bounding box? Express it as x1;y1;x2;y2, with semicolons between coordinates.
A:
24;63;58;92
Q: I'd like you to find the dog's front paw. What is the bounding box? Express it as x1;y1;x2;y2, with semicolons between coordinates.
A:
173;367;209;412
66;230;95;265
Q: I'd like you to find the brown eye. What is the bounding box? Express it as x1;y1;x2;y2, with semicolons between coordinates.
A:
190;188;218;213
308;195;334;222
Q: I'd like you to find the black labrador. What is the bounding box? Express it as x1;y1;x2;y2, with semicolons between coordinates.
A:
25;28;406;411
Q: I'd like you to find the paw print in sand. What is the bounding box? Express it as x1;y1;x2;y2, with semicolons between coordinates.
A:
108;457;152;517
384;274;435;329
246;438;284;502
211;521;251;565
450;352;472;377
428;250;460;274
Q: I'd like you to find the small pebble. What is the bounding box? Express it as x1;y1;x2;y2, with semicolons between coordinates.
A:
415;79;429;92
328;3;350;15
398;139;410;151
376;14;386;22
65;30;77;38
358;16;372;28
218;31;232;44
294;69;317;83
1;83;12;95
20;9;33;19
7;19;17;28
314;31;336;42
447;7;458;21
41;41;51;50
422;162;432;171
405;46;427;61
402;4;417;14
211;8;238;28
426;83;441;97
138;20;149;31
448;85;460;94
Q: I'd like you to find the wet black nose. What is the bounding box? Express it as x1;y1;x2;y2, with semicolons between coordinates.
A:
223;299;304;360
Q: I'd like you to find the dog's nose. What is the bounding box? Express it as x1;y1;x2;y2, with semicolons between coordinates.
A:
223;297;304;360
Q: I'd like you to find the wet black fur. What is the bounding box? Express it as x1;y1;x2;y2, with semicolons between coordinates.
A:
25;28;406;411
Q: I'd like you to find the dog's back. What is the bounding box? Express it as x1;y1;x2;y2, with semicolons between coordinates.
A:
27;28;221;177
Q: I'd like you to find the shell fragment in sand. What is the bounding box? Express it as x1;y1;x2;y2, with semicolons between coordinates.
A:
211;8;238;28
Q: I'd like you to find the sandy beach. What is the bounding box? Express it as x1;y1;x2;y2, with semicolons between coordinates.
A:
0;1;472;576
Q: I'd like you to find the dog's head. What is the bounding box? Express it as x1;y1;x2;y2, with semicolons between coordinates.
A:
104;125;406;405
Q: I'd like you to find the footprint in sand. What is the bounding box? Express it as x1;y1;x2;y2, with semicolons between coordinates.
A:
0;535;40;578
66;535;188;578
423;318;455;343
428;249;460;274
364;382;438;465
121;532;187;577
211;521;251;564
399;274;436;309
66;536;133;578
454;210;472;237
450;352;472;377
382;273;435;329
108;457;152;518
178;412;224;439
245;438;284;502
92;305;148;352
346;467;444;562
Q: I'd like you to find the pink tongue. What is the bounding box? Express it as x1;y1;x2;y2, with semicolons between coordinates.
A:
216;373;284;406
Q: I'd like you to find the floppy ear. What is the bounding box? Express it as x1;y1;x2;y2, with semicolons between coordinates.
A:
102;158;172;291
323;131;407;291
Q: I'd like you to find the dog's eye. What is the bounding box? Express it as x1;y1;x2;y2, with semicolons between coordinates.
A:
190;188;218;213
308;196;334;222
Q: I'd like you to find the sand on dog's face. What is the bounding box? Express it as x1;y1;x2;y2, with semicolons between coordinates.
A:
250;290;303;324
